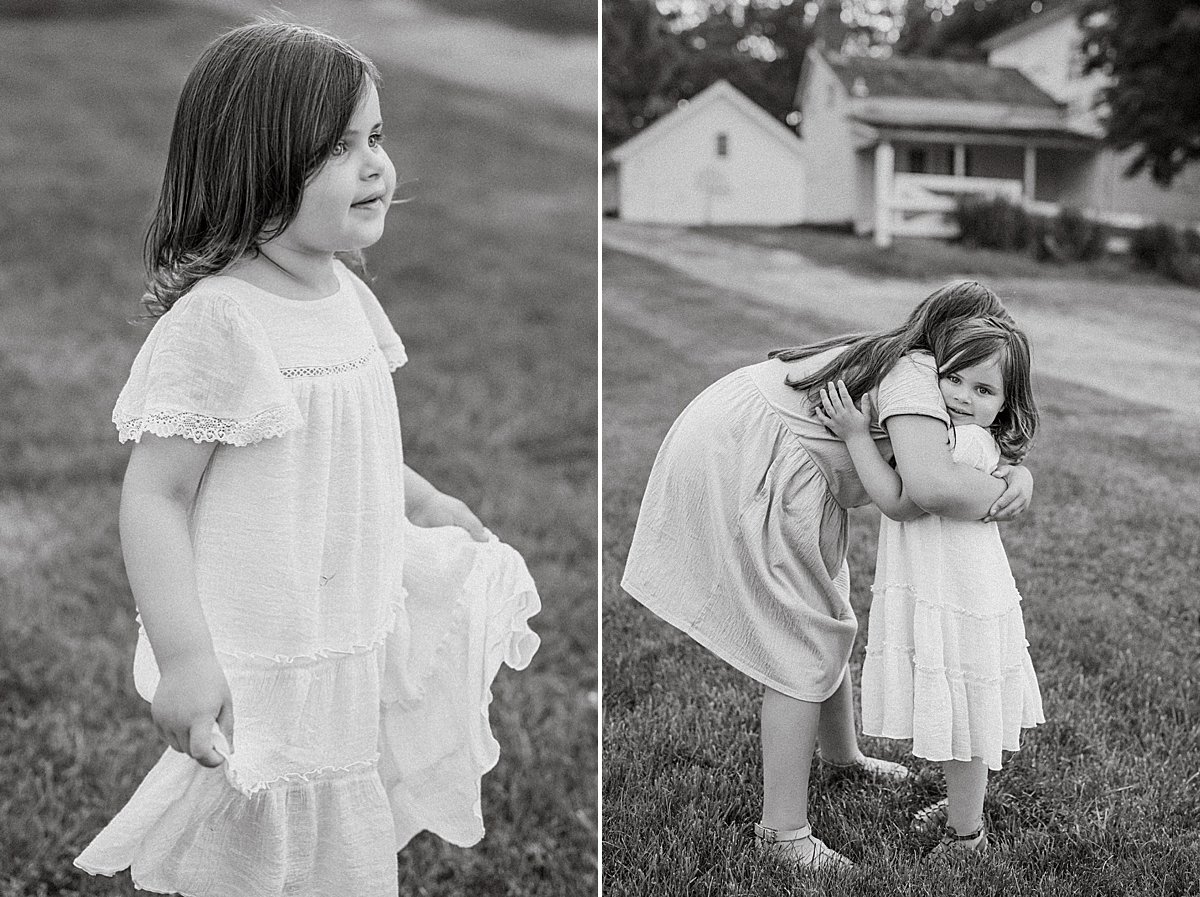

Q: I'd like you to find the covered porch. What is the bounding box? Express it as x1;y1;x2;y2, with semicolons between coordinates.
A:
860;125;1099;247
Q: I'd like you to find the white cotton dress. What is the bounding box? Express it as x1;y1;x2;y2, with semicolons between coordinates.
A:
860;423;1043;771
74;262;541;897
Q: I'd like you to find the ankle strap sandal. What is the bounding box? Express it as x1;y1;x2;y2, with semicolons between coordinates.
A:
928;822;987;857
754;823;853;870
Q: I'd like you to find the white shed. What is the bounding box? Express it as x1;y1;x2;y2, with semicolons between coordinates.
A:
609;79;806;226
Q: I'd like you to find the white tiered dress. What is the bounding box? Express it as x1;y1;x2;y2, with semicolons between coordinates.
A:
75;262;540;896
860;423;1043;771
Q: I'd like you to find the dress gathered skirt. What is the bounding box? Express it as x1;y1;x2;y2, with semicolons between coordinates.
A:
622;365;856;703
75;264;540;896
860;424;1043;770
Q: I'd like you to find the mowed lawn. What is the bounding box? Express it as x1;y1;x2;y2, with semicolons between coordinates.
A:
603;246;1200;896
0;5;596;896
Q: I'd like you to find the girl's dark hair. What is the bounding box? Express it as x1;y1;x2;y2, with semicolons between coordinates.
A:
934;316;1038;462
769;280;1013;400
143;21;380;314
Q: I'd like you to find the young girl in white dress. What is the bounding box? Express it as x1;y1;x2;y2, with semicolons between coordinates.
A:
73;22;540;896
814;316;1043;856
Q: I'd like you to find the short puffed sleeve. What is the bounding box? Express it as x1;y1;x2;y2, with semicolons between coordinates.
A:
948;424;1001;473
112;291;304;446
875;351;951;429
343;265;407;371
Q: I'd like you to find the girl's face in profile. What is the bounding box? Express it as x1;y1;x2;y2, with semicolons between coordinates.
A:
940;353;1006;428
274;81;397;257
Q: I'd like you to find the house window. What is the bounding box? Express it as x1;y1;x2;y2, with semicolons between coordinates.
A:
716;132;729;158
909;148;927;173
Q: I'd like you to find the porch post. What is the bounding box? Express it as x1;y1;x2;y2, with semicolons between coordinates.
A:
1023;144;1037;201
954;144;966;178
874;140;894;248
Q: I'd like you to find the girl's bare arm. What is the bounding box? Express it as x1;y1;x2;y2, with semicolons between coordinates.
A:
121;434;231;766
887;415;1032;520
814;382;924;521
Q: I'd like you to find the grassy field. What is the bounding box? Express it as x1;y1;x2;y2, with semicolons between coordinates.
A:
602;246;1200;896
0;5;596;896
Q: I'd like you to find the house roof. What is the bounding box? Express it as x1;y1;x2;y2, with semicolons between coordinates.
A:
851;118;1098;149
822;51;1062;108
979;0;1089;52
609;79;804;164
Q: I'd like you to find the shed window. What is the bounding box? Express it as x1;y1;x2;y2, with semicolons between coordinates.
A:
716;132;729;157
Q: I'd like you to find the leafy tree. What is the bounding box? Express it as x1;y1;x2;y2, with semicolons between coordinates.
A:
602;0;687;149
603;0;818;149
1080;0;1200;186
896;0;1076;60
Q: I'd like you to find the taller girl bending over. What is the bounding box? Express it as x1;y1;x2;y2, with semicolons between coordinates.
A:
75;22;540;896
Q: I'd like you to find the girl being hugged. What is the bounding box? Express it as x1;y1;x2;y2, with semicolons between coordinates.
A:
75;22;540;896
814;316;1043;856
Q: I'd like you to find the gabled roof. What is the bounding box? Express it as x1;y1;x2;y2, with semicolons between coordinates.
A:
822;51;1062;108
610;79;803;164
979;0;1089;52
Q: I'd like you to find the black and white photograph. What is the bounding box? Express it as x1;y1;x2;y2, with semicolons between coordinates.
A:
0;0;596;894
603;0;1200;894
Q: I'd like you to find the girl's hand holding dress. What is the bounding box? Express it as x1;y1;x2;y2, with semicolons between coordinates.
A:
151;652;234;768
404;464;488;542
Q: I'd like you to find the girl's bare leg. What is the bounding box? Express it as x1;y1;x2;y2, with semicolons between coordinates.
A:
943;758;987;833
815;665;860;764
760;686;820;830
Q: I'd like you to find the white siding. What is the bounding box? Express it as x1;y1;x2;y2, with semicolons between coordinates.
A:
618;96;805;225
797;57;858;226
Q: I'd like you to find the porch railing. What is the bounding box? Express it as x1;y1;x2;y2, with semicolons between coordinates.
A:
888;172;1024;240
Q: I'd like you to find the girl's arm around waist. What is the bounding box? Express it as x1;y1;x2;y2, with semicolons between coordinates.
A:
887;415;1032;521
121;434;232;767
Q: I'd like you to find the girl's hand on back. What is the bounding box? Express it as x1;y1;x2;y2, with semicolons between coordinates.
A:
151;652;234;768
814;381;873;442
984;463;1033;522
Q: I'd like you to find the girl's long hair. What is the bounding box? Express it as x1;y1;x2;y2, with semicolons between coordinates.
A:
143;21;380;314
769;280;1013;400
935;316;1038;462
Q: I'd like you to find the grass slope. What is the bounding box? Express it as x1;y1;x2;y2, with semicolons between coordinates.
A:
602;248;1200;896
0;6;596;896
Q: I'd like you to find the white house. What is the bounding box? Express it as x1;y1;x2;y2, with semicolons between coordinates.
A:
607;79;806;225
796;0;1200;246
796;45;1096;245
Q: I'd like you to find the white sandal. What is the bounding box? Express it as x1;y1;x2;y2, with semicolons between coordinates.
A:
927;821;987;857
818;751;911;782
912;797;949;831
754;822;853;870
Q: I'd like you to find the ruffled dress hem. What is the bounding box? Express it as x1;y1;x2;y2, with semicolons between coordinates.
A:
74;524;540;896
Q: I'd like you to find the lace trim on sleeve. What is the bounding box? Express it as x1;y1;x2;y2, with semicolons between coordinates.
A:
115;405;304;446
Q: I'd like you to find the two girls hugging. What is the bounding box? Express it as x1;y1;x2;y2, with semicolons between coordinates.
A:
622;281;1044;868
